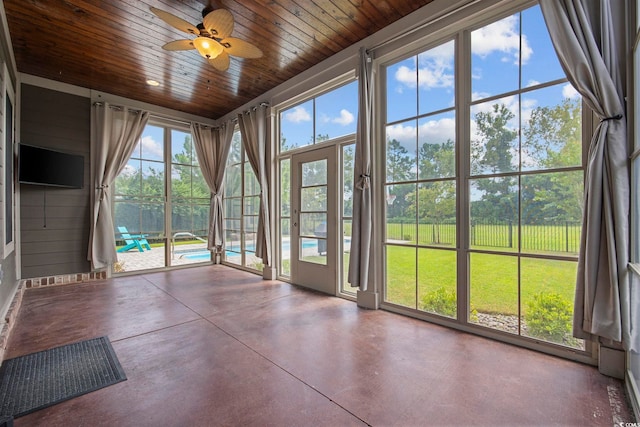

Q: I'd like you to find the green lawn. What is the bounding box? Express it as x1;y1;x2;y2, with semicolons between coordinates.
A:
385;245;577;316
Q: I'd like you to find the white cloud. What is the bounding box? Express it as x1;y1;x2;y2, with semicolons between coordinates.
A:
418;117;456;144
471;15;532;65
140;135;163;159
562;83;580;99
332;109;355;126
120;164;137;177
284;105;311;123
395;41;455;90
387;123;417;152
526;79;540;88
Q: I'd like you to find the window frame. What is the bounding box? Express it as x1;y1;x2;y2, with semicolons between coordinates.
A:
2;62;14;257
376;0;593;362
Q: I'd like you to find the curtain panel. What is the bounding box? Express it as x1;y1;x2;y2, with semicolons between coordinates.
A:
540;0;630;347
191;121;235;254
348;47;374;291
88;103;149;270
238;105;272;266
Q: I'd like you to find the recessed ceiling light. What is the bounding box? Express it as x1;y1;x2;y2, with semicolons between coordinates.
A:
146;79;160;87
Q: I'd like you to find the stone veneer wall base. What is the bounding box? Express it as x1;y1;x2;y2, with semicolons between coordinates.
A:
0;270;107;363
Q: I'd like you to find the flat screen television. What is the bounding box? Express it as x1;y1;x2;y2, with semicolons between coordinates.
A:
18;144;84;189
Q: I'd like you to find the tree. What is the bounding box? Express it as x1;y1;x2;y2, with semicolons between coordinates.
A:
386;138;415;220
522;98;583;223
470;103;519;223
418;139;455;180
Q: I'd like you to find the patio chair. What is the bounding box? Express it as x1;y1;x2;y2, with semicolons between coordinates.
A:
116;226;151;252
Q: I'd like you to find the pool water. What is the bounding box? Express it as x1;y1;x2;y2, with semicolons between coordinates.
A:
181;237;350;261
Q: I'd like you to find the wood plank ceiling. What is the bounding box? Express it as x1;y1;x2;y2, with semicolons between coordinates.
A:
4;0;435;119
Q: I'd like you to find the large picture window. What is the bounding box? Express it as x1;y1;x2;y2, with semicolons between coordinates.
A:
382;4;585;352
224;129;263;272
114;122;211;271
629;0;640;414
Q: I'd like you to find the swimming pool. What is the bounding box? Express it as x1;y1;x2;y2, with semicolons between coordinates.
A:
181;237;350;261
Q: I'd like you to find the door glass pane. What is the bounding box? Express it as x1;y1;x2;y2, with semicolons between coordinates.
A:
302;160;327;186
342;219;354;294
301;187;327;211
341;144;355;295
300;213;326;237
300;237;326;265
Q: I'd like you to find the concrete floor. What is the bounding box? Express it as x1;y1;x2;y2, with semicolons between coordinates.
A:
5;265;634;426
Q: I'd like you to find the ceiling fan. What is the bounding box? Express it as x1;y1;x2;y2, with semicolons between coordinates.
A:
150;4;263;71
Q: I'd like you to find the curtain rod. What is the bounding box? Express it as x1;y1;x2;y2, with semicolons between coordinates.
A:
92;102;144;114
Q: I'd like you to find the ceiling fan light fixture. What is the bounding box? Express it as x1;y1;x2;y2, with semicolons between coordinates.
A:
193;37;223;59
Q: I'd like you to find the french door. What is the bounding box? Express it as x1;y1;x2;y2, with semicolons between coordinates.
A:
290;146;337;294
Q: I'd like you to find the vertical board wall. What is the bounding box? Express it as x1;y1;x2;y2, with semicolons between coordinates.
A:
19;84;91;277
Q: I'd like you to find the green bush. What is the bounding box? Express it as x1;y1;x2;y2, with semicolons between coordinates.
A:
421;287;478;321
525;292;572;342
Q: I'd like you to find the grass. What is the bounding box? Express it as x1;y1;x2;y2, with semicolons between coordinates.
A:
385;245;577;316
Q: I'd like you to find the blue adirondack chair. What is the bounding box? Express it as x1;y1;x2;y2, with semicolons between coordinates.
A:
116;226;151;252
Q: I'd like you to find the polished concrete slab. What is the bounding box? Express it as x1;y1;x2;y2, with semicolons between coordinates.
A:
5;265;634;426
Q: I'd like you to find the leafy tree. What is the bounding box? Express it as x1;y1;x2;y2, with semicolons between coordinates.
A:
386;138;415;220
522;98;583;223
418;139;455;180
470;104;519;223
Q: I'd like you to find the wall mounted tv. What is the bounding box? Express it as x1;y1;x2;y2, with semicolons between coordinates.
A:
18;144;84;189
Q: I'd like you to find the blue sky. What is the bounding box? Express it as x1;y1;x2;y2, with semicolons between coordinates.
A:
382;5;580;174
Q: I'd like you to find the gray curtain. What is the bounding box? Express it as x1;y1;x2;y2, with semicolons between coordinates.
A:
540;0;629;346
237;105;272;266
191;121;235;254
89;103;149;270
348;47;374;290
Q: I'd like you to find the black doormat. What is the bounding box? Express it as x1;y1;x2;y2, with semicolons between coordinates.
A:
0;336;126;418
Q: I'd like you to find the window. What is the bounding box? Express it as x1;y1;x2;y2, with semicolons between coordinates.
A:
279;81;357;152
2;63;14;257
382;4;585;351
629;0;640;412
224;129;263;272
114;122;211;271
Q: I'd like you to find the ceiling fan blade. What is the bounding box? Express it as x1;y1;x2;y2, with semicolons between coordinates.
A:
150;7;200;35
208;51;230;71
162;40;195;51
202;9;234;39
221;37;263;59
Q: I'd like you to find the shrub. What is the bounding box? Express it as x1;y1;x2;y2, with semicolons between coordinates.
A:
421;287;478;321
525;292;572;343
